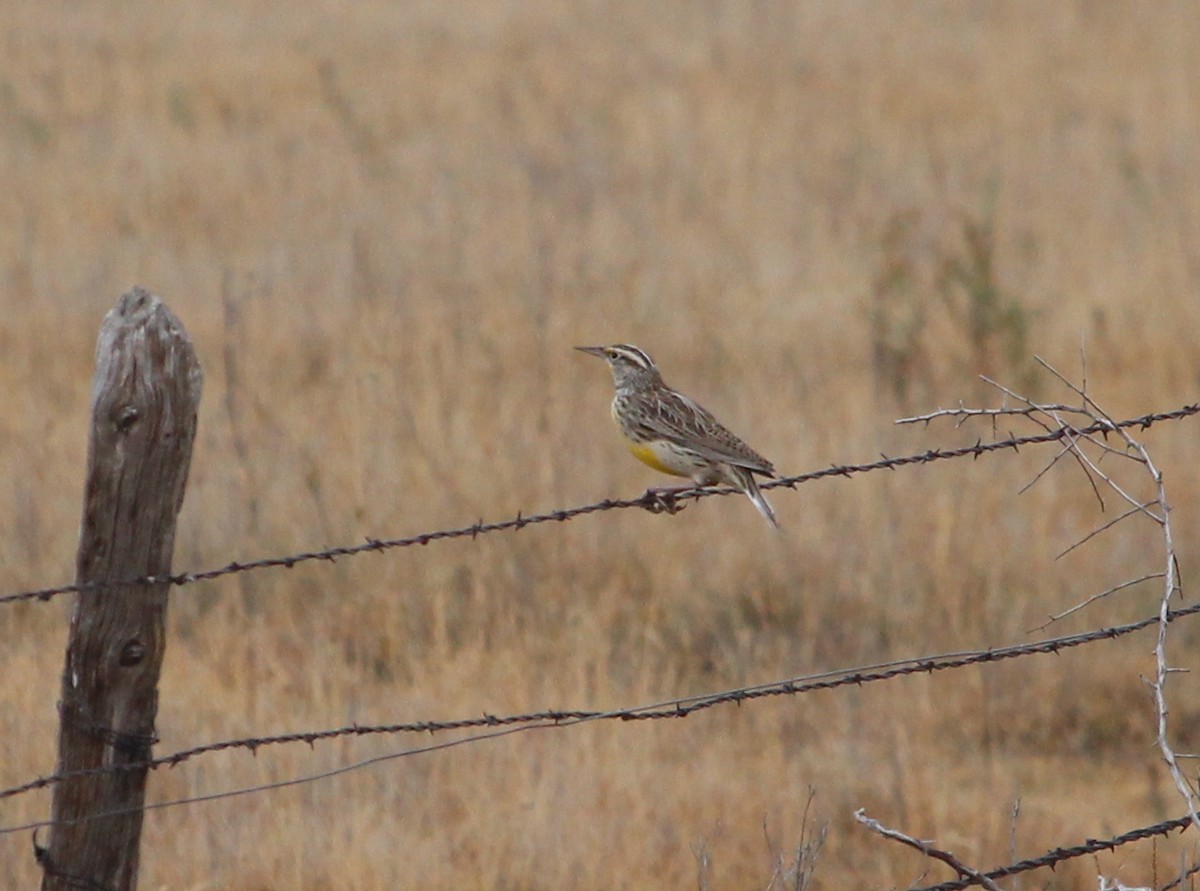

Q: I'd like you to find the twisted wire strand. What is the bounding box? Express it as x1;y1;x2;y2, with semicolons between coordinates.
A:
4;600;1197;812
2;404;1196;609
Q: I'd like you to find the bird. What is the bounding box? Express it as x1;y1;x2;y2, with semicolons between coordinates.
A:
576;343;780;528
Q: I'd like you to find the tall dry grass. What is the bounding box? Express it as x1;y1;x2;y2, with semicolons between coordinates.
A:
2;2;1200;888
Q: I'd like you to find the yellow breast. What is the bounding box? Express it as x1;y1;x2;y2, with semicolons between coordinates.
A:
624;440;694;478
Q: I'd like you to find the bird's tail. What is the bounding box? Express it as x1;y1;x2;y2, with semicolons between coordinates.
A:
729;466;780;530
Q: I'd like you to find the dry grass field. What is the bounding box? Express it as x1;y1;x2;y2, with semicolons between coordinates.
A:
3;2;1200;888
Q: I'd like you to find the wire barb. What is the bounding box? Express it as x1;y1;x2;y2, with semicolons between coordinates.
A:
3;600;1198;814
2;403;1196;609
910;814;1193;891
5;388;1198;886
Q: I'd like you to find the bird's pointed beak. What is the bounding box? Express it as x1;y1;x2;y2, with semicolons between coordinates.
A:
575;346;608;358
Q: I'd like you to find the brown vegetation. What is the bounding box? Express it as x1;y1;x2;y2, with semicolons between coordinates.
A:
3;3;1200;888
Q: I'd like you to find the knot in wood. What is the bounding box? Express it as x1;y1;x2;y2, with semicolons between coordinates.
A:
113;404;140;432
118;639;146;667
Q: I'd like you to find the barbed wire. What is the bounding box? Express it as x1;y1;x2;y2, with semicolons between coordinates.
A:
910;813;1193;891
2;403;1197;610
5;598;1198;817
7;400;1197;887
1158;858;1200;891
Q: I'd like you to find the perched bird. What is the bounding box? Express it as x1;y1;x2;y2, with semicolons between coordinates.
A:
576;343;779;528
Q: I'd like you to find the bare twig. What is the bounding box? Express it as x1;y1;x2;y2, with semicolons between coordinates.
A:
692;838;711;891
854;809;1003;891
764;790;826;891
1056;504;1156;560
1028;573;1165;632
1016;436;1105;508
895;403;1082;426
977;374;1113;506
1056;430;1162;521
979;375;1063;432
1008;798;1021;891
1099;879;1153;891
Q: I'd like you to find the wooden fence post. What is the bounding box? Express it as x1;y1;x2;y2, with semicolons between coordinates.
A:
40;288;202;891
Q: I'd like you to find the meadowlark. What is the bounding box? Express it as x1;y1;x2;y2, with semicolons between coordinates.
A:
576;343;780;529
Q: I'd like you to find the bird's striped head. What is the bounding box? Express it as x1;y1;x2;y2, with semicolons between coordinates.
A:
575;343;663;391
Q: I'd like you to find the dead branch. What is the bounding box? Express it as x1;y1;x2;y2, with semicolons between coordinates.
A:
854;809;1002;891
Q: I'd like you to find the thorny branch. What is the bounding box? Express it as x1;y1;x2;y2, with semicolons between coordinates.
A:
895;402;1083;428
890;358;1198;882
1035;358;1196;837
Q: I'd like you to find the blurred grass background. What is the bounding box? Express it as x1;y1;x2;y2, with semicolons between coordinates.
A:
2;2;1200;888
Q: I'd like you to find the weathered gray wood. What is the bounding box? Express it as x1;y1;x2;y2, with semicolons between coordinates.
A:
41;288;202;891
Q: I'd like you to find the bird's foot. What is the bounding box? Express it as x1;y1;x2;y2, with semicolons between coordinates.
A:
639;485;695;515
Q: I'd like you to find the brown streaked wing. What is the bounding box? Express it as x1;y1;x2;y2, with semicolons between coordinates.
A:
641;388;775;476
